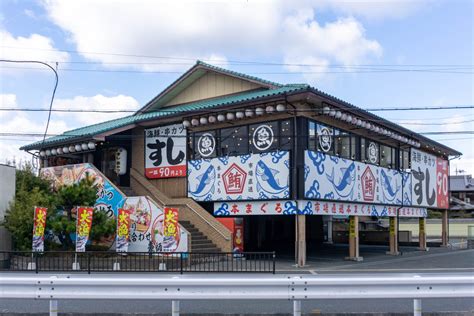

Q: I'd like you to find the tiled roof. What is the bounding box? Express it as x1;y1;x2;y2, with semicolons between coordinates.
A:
21;84;308;150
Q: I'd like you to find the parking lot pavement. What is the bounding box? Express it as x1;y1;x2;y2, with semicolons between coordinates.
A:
275;244;474;273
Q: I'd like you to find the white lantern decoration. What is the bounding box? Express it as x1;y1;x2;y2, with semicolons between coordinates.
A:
276;104;286;112
341;113;347;121
265;105;275;114
322;106;330;115
87;142;96;150
200;117;208;125
245;109;254;117
182;120;191;128
356;119;363;127
51;149;57;155
366;123;372;130
45;149;51;156
328;109;336;117
208;115;217;124
255;107;264;116
191;118;199;126
217;114;226;122
69;145;75;153
57;148;63;155
40;151;46;157
75;144;82;152
236;111;244;119
375;126;380;133
346;115;353;123
226;112;235;120
351;117;358;125
335;111;342;119
81;143;88;151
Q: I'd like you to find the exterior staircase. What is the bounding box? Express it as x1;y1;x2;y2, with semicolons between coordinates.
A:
179;221;220;252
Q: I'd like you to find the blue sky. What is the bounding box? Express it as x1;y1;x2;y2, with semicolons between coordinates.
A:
0;0;472;174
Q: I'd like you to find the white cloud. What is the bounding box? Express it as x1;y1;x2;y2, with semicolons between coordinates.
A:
41;0;382;80
0;29;69;70
0;94;18;117
53;94;140;125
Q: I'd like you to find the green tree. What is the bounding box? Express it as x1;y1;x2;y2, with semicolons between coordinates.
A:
48;178;115;250
2;165;56;251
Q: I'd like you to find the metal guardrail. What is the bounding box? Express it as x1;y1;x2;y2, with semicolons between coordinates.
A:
0;251;275;274
0;272;472;316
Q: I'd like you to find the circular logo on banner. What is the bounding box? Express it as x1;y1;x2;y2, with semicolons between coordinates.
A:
197;133;216;157
252;125;274;151
368;142;379;163
318;127;332;152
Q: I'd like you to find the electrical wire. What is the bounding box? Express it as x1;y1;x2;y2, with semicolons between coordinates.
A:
0;59;58;150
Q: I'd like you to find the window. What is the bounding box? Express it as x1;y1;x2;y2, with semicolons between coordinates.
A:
279;119;293;150
380;144;395;168
399;149;410;170
308;121;317;151
220;126;248;156
194;130;217;159
351;135;359;160
317;123;334;155
334;131;351;159
249;121;278;153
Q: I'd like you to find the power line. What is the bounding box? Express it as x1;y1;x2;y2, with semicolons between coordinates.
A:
0;59;58;150
1;45;473;69
2;65;472;74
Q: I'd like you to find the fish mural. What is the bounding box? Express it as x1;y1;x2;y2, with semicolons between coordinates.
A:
305;150;411;206
326;162;356;198
380;169;400;202
189;165;216;197
188;151;290;201
256;160;288;195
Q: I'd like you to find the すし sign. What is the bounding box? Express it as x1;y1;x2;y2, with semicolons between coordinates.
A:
32;207;48;252
76;207;94;252
145;124;186;179
163;207;179;238
116;208;131;252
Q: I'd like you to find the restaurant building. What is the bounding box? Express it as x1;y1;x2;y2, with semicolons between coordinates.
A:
22;61;461;265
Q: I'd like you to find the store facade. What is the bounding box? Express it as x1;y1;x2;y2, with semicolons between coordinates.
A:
22;61;460;264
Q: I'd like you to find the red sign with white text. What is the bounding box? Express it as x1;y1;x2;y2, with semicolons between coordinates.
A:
436;158;449;209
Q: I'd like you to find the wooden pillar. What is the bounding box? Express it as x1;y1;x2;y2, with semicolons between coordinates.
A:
346;216;363;261
419;217;428;251
387;217;400;255
441;209;449;247
296;215;306;267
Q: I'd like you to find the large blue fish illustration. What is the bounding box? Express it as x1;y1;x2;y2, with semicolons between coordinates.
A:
380;169;400;201
256;160;287;194
190;165;216;197
326;162;355;197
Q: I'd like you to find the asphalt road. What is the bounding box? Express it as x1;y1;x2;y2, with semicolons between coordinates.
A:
1;247;473;315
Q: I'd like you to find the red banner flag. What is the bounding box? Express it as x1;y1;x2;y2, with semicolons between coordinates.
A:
163;207;179;238
32;207;48;252
76;207;94;252
116;208;131;252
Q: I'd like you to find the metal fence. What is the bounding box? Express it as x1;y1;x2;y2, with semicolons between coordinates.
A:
0;251;276;274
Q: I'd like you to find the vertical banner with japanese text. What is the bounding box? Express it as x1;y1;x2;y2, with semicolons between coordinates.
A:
116;208;131;252
145;124;186;179
436;158;449;209
163;207;179;238
32;207;48;252
411;149;438;208
76;207;93;252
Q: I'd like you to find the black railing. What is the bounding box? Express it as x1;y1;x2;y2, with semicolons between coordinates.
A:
0;251;276;274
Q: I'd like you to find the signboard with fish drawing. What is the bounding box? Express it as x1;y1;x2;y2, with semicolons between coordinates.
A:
188;151;290;201
145;124;187;179
411;148;449;209
304;150;412;206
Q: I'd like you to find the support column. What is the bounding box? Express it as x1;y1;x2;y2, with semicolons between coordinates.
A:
441;209;449;247
387;217;400;255
296;215;306;267
346;216;363;261
418;217;428;251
